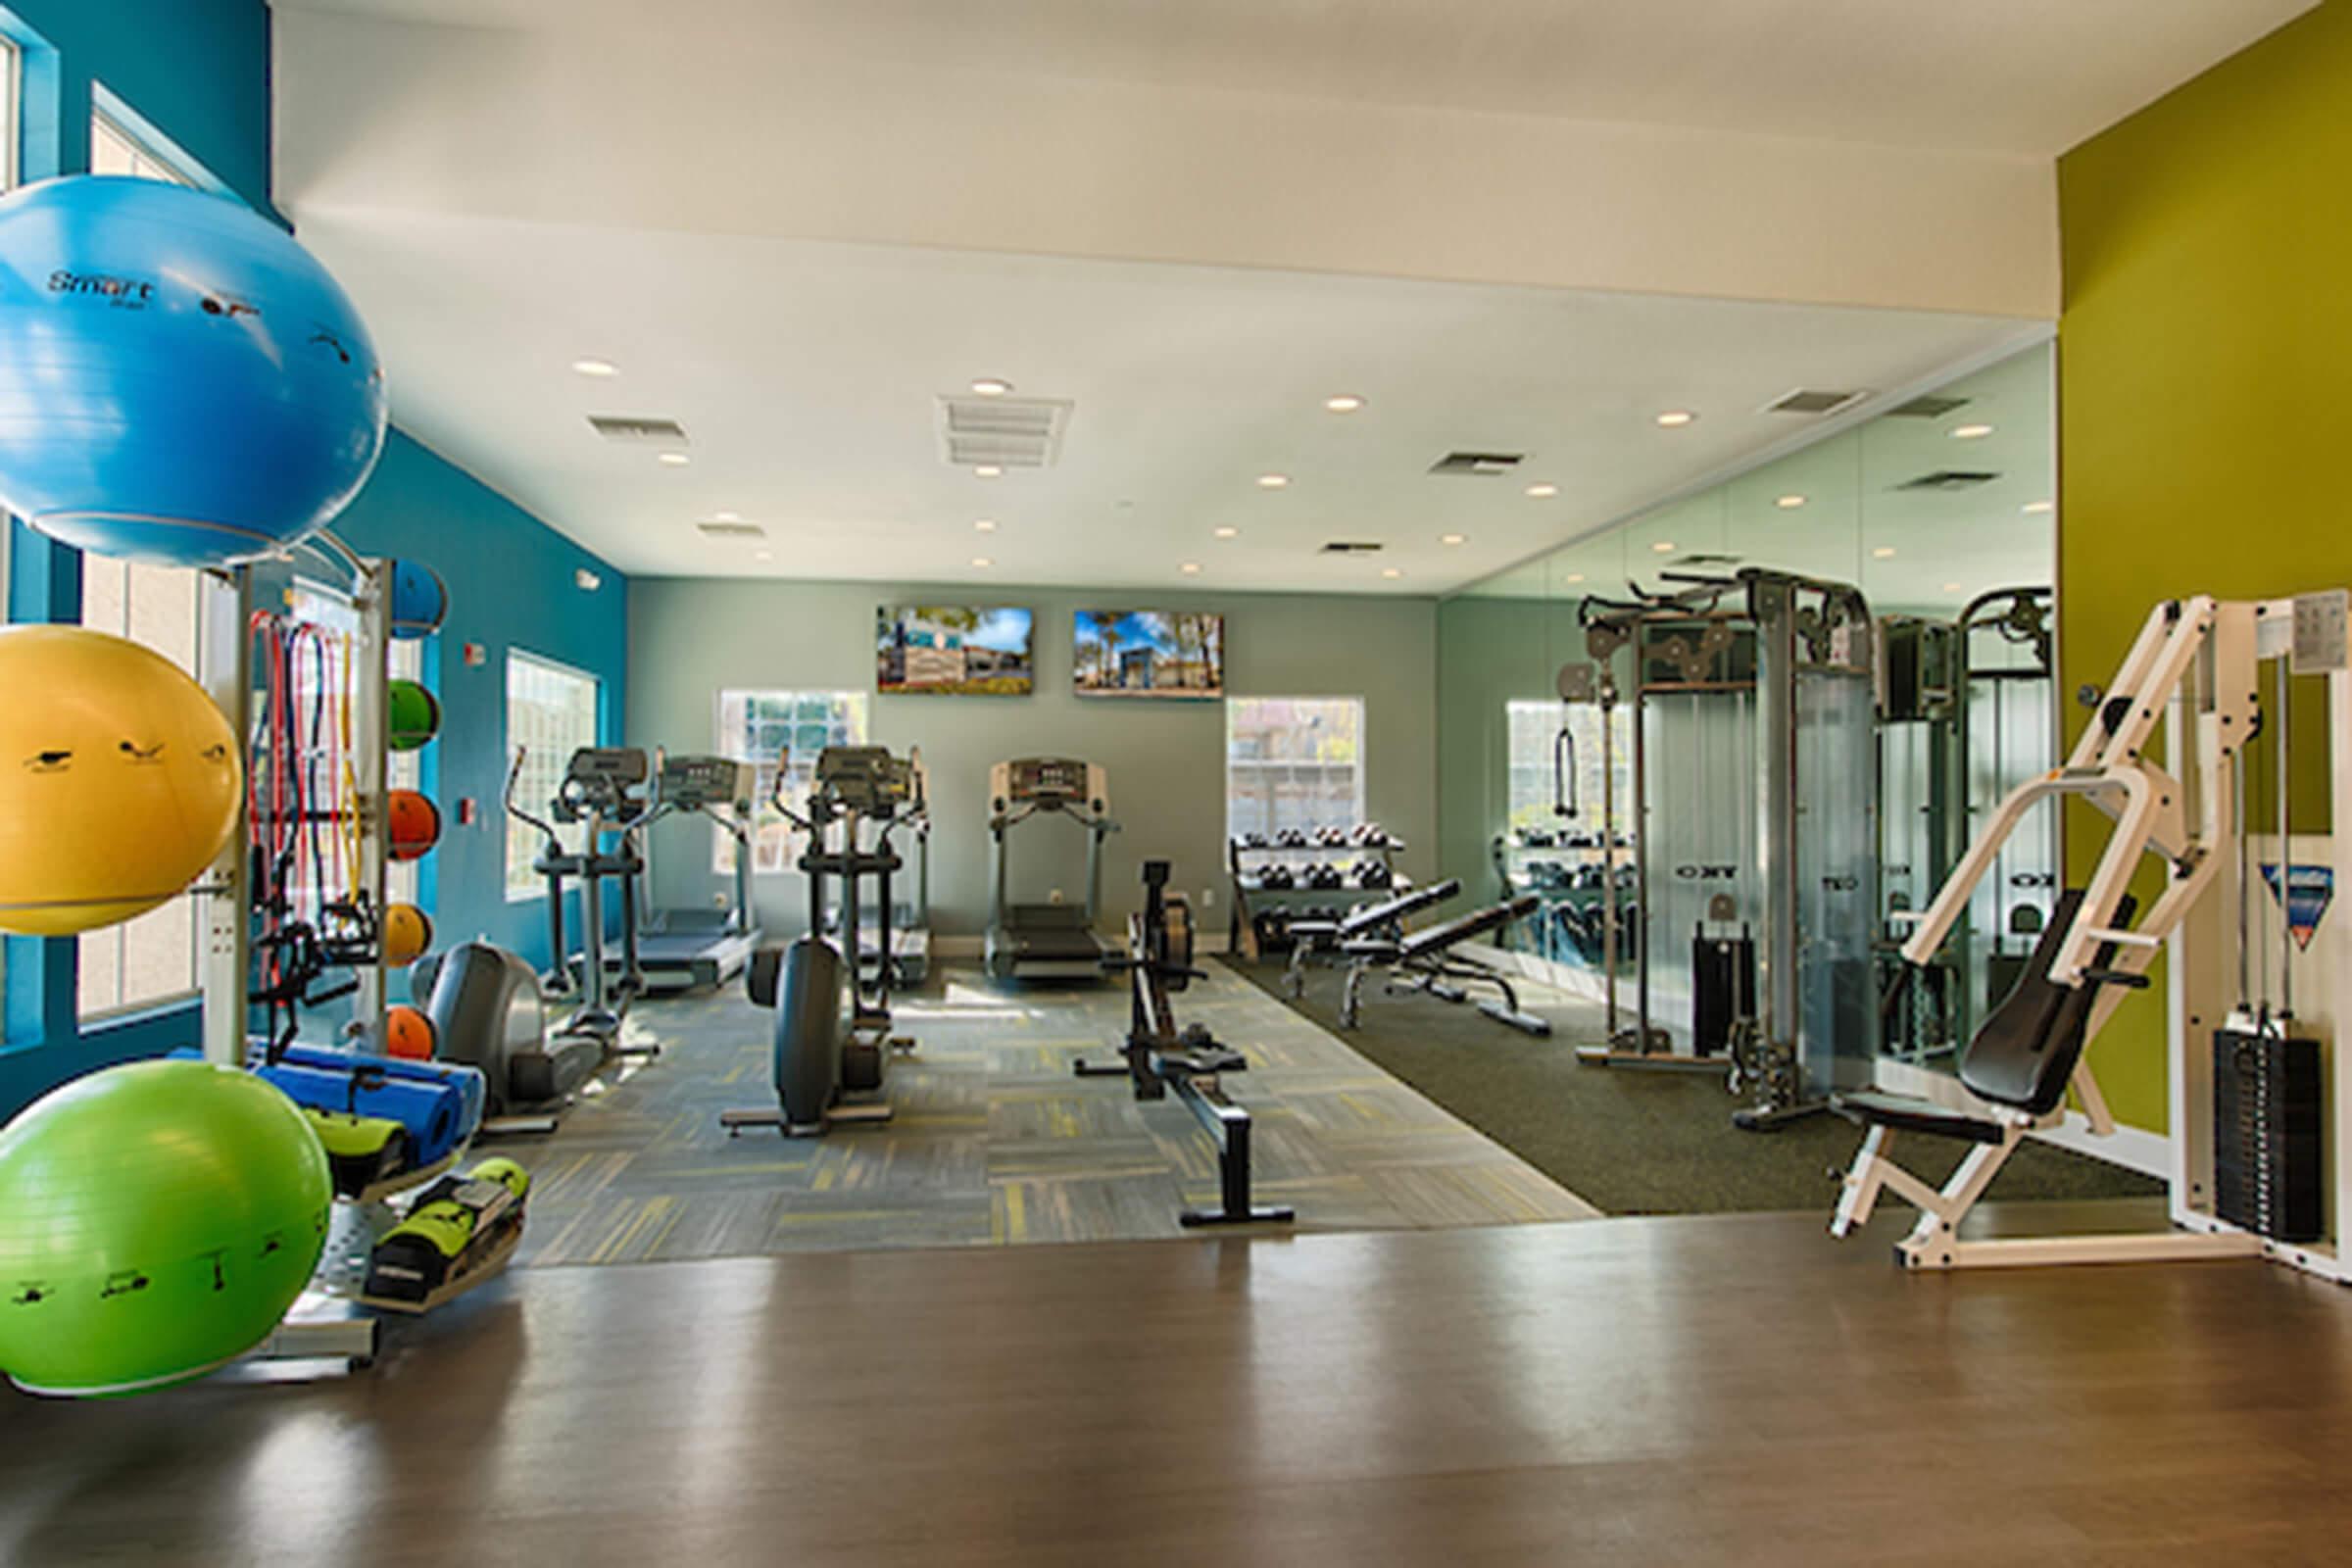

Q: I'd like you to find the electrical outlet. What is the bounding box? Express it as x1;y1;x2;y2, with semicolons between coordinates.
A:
1200;886;1215;907
1049;888;1064;905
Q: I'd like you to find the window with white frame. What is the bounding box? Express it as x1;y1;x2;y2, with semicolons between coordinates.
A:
714;690;868;874
1225;697;1365;841
0;36;20;193
506;652;601;900
90;107;196;186
77;559;205;1018
1505;700;1633;837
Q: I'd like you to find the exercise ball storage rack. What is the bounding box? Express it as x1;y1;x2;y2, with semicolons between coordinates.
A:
195;534;409;1373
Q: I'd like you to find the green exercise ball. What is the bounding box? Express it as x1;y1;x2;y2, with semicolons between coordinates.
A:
0;1059;331;1397
387;678;441;753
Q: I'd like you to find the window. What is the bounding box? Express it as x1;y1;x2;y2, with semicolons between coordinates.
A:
506;653;602;900
714;690;868;874
0;36;20;192
1505;700;1633;837
90;108;196;186
1225;697;1364;841
77;559;204;1018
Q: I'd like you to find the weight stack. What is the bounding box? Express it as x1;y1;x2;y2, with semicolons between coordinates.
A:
2213;1027;2324;1244
1690;924;1755;1059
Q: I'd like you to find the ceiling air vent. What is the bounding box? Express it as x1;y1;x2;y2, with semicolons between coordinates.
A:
1428;452;1524;476
935;395;1073;469
1763;388;1867;416
1676;552;1742;568
588;415;690;445
1320;540;1385;555
1896;470;2000;492
1887;394;1971;419
696;521;766;540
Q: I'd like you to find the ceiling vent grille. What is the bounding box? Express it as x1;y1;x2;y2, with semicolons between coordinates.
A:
936;395;1072;469
696;521;766;540
1320;540;1385;555
1887;395;1971;419
1763;388;1867;416
1675;552;1742;568
588;415;690;445
1428;451;1524;476
1896;469;2000;492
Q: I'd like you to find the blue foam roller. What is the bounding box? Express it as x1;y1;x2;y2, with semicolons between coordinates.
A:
246;1060;471;1174
271;1044;485;1146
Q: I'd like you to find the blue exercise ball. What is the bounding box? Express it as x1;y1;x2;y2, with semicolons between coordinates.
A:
388;560;447;640
0;175;387;568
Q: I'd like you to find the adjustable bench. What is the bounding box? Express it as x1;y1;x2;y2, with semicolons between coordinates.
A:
1831;890;2143;1267
1339;892;1550;1037
1282;877;1460;998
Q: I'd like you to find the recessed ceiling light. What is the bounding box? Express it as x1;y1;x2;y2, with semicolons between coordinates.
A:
1565;572;1587;584
2023;500;2055;514
571;358;619;377
971;556;994;568
1440;533;1467;546
970;377;1014;397
1951;423;1994;440
1181;563;1202;575
1525;483;1559;499
973;518;998;532
1651;541;1677;553
712;511;741;522
974;465;1003;478
1942;581;1963;593
1256;473;1290;489
1776;495;1807;510
1213;526;1240;539
1872;546;1897;559
756;550;774;562
1381;567;1403;579
1325;395;1365;414
657;452;690;466
1655;410;1696;428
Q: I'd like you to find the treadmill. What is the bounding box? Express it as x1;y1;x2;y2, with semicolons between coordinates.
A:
631;753;763;992
985;758;1119;982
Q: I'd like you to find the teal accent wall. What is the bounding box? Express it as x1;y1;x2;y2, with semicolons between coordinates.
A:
0;3;630;1116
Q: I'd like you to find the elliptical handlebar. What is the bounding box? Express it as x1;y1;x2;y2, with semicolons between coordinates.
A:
505;745;561;848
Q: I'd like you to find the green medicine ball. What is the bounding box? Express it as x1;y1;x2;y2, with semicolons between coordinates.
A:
0;1060;331;1397
388;678;442;753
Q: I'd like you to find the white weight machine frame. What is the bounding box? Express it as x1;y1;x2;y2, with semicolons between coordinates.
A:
1833;591;2352;1275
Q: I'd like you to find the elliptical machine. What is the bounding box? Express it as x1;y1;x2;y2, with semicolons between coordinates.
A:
414;746;654;1127
722;745;928;1138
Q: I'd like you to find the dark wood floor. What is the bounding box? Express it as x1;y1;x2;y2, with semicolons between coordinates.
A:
5;1206;2349;1565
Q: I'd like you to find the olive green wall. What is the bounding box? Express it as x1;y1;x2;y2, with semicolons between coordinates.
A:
2057;1;2352;1132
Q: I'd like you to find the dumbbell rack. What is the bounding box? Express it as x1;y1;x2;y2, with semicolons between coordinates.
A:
1228;831;1407;960
1492;829;1636;971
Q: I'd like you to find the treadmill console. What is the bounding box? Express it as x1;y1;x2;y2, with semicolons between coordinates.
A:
814;746;919;814
992;757;1107;811
660;754;758;811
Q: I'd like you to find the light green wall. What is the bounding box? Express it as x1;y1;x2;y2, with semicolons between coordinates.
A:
2056;1;2352;1132
628;579;1437;944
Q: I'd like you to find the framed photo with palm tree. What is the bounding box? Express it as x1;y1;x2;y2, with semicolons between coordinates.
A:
876;606;1035;695
1073;610;1225;699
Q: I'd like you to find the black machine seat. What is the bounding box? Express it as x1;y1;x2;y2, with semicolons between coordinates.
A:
1834;889;2137;1140
1831;1090;2006;1145
1394;894;1542;961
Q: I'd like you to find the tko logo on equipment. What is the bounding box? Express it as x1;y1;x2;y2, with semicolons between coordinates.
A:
1675;864;1738;881
1821;875;1861;893
49;270;155;307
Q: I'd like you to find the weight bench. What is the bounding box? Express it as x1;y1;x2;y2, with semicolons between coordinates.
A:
1831;890;2145;1267
1282;878;1459;998
1339;892;1550;1037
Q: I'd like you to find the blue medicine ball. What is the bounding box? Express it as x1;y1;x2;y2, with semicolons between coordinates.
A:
0;175;387;567
388;560;447;640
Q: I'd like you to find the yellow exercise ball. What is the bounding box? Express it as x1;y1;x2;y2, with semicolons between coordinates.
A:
0;624;241;936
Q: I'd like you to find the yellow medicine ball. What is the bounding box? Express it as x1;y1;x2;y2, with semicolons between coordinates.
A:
0;624;242;936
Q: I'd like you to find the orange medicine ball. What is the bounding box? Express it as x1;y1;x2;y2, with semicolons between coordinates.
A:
0;625;242;936
382;1005;436;1061
386;791;441;862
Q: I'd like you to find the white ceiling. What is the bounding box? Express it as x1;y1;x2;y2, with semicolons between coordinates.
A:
293;208;2046;592
266;0;2298;594
270;0;2312;158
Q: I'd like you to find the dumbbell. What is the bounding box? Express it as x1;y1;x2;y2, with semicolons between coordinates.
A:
1355;861;1394;890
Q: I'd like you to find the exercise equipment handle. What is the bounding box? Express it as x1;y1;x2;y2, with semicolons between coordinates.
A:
505;746;561;846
